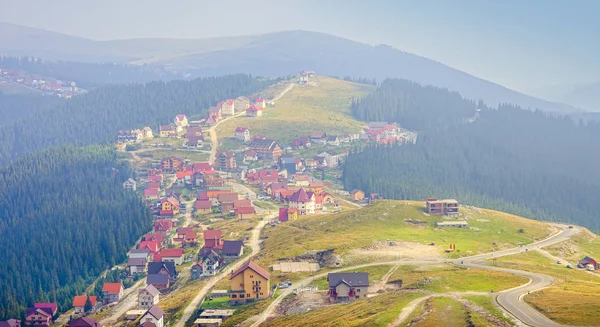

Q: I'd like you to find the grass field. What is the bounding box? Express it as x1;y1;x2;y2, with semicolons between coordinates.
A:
494;251;600;325
463;295;513;325
215;77;374;144
411;297;469;327
256;200;554;269
389;264;528;293
544;228;600;263
262;291;424;327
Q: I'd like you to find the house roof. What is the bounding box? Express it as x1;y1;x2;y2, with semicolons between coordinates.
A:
139;241;160;252
249;139;278;150
247;104;263;112
222;240;244;256
245;150;257;156
204;230;222;240
159;125;175;131
328;272;369;288
233;199;252;208
230;260;270;280
148;261;176;276
193;162;213;173
68;317;99;327
0;319;21;327
579;256;596;264
235;207;255;215
310;131;326;138
235;127;248;132
289;188;313;203
217;192;239;202
145;233;165;243
255;97;264;102
146;274;170;285
34;302;57;314
327;136;339;141
26;307;52;318
144;305;165;320
127;257;147;267
144;284;160;297
195;200;212;210
175;114;187;121
144;188;159;197
350;189;363;195
130;249;151;255
72;295;97;307
159;248;184;258
102;282;123;295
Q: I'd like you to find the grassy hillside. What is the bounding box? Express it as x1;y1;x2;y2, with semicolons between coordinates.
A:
257;200;554;269
216;77;373;144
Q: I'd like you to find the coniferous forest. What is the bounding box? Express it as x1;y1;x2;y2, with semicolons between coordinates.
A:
0;74;272;164
345;79;600;231
0;145;152;319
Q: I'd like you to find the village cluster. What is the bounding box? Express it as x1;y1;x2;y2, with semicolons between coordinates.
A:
0;66;84;98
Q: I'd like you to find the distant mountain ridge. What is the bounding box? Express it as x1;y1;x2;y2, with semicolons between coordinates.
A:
0;22;583;113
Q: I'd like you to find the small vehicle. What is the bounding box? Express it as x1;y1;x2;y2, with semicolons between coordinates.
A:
259;217;264;221
556;260;562;264
568;226;574;229
566;264;573;269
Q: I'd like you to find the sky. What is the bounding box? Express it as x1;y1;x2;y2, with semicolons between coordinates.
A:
0;0;598;92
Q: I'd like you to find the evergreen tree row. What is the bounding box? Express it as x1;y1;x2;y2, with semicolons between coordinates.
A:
0;145;153;319
345;79;600;231
0;74;273;164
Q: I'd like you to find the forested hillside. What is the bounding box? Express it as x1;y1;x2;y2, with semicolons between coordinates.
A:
344;79;600;231
0;145;152;319
0;74;272;164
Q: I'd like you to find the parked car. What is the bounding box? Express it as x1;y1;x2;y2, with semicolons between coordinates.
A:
566;264;573;269
556;260;562;264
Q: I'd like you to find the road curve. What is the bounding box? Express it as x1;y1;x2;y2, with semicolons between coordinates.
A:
456;226;580;327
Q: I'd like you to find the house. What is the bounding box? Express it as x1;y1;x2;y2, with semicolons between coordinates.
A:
185;126;203;138
208;106;222;121
310;131;328;145
195;200;213;214
304;158;318;169
252;135;266;141
159;125;176;138
318;150;346;167
146;274;170;290
293;174;310;187
350;189;365;201
278;207;298;222
139;240;160;254
72;296;99;314
218;152;237;169
229;261;271;304
218;192;239;212
102;282;124;304
25;307;53;327
435;221;469;228
194;318;222;327
156;248;185;265
308;183;323;196
160;196;180;216
123;178;137;191
279;155;297;174
204;230;224;249
204;115;217;125
425;198;459;217
218;99;235;116
147;262;177;290
578;256;600;269
235;127;250;142
199;309;235;321
147;181;161;189
246;105;263;117
144;188;159;199
194;249;221;278
234;96;250;112
254;97;266;108
235;206;255;220
154;219;174;233
33;303;57;316
244;150;258;162
128;257;148;275
223;167;247;181
222;240;244;261
185;134;204;148
140;306;165;327
327;135;340;146
233;199;252;209
248;139;282;162
161;156;186;173
143;127;154;139
192;162;215;174
290;137;311;149
288;188;316;215
0;319;20;327
174;114;189;128
138;285;160;310
327;272;369;302
68;318;99;327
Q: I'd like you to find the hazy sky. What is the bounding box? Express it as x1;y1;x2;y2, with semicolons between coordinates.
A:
0;0;598;92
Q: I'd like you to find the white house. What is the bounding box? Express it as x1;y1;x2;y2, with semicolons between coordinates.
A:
235;127;250;142
138;285;160;310
288;188;316;215
140;306;165;327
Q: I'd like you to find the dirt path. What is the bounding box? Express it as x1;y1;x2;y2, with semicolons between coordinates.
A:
100;278;146;325
271;83;294;102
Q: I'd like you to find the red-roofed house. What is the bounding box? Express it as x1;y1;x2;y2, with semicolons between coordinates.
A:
229;261;270;304
235;127;250;142
160;197;180;215
139;240;160;253
144;188;159;199
26;307;52;327
102;283;124;304
145;233;165;244
33;303;57;316
218;99;235;116
288;188;316;215
159;125;176;138
217;192;239;212
244;150;258;162
235;206;255;220
203;230;223;249
254;97;266;108
246;105;263;117
148;174;163;182
156;248;185;265
174;114;189;131
192;162;214;174
147;181;161;189
278;207;299;222
73;296;99;314
154;219;173;233
195;200;212;214
233;199;252;209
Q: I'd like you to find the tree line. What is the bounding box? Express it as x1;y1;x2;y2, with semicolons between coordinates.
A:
0;145;153;319
344;79;600;231
0;74;272;164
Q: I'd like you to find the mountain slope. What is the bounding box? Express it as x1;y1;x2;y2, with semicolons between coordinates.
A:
0;24;581;113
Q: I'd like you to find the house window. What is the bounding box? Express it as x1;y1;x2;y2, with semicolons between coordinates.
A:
357;289;360;292
240;294;244;298
231;294;237;298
